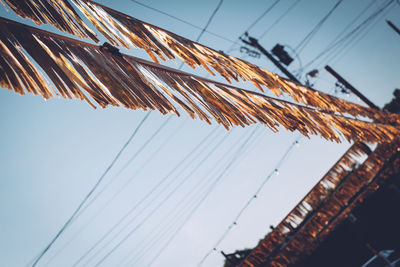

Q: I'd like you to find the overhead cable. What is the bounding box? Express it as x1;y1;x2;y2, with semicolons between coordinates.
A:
328;1;393;66
80;128;223;266
198;136;302;266
118;133;233;266
302;0;395;70
245;0;281;33
259;0;302;40
226;0;281;53
30;112;151;267
120;127;262;266
147;127;265;266
70;127;219;266
294;0;344;54
42;116;183;267
312;0;376;68
128;0;235;43
178;0;224;69
142;126;259;267
195;0;224;42
91;129;229;266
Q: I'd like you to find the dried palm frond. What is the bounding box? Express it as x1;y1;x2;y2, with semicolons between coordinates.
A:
0;0;98;41
0;17;398;143
1;0;395;123
71;0;396;122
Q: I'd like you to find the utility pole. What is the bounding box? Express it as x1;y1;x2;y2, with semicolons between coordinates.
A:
241;35;380;111
240;34;301;83
325;65;379;110
386;20;400;37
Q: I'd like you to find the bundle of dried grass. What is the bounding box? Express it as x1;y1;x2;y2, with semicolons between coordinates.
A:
1;0;395;123
0;17;398;143
72;0;391;121
0;0;98;41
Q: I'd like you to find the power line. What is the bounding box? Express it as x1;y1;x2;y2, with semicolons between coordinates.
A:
51;1;280;264
90;127;258;266
128;0;235;43
387;20;400;36
226;0;281;54
301;0;395;70
121;127;263;266
35;4;212;258
259;0;301;40
198;136;302;266
91;129;230;267
115;115;173;177
328;1;393;66
197;91;341;266
148;127;264;267
311;0;376;69
116;104;263;266
71;127;219;266
74;0;258;259
122;159;226;266
118;146;228;266
140;126;259;267
125;193;201;266
138;7;283;261
42;116;184;267
178;0;224;69
43;119;189;265
80;128;223;266
245;0;281;33
30;112;151;267
124;129;246;266
196;0;224;42
75;116;171;218
130;100;261;267
134;197;203;265
125;155;227;266
42;2;226;262
294;0;344;54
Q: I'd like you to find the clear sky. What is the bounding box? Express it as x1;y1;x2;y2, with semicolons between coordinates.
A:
0;0;399;267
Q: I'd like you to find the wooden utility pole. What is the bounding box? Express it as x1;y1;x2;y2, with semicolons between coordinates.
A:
325;65;380;110
386;20;400;36
241;35;380;111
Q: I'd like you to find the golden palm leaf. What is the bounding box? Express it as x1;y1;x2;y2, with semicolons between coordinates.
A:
0;17;398;144
0;0;395;123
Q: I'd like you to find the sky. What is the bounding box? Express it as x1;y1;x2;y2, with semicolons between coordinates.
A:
0;0;399;267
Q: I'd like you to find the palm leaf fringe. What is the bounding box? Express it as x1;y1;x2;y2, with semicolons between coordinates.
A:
0;17;398;144
71;0;394;122
0;0;98;41
1;0;396;123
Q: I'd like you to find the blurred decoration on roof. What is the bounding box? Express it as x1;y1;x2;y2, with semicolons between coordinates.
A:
232;90;400;267
237;139;400;267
